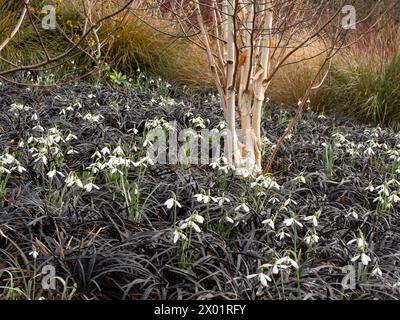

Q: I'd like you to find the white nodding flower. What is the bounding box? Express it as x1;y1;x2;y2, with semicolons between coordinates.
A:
372;266;382;277
29;249;39;259
364;147;375;157
304;234;319;245
389;192;399;203
294;175;306;184
215;196;231;206
224;216;234;224
261;218;275;230
65;133;78;141
47;170;64;179
268;196;280;204
84;183;100;192
304;215;318;227
361;253;371;266
172;229;187;244
75;178;83;188
113;146;124;156
276;230;291;240
143;139;152;147
17;165;26;173
191;213;205;224
91;150;102;159
246;273;271;287
372;266;383;277
347;237;367;250
180;221;201;233
32;125;45;132
364;183;375;192
377;184;390;197
67;149;79;155
101;147;111;156
164;198;182;209
352;253;371;266
276;256;299;269
283;217;303;228
235;203;250;213
193;193;210;204
128;127;139;135
346;209;358;220
65;173;83;188
281;197;297;211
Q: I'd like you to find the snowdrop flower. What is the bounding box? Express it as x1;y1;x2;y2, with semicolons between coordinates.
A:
101;146;111;156
283;217;303;228
83;113;104;123
84;182;100;192
235;167;251;177
193;193;213;205
304;233;319;245
293;174;306;184
276;229;291;240
172;229;187;244
372;266;383;277
246;272;271;287
224;215;235;224
32;125;45;132
346;208;359;220
377;183;390;197
364;147;375;157
365;182;375;192
164;198;182;209
180;220;201;233
215;196;231;206
65;133;78;142
388;192;399;204
47;170;64;179
262;218;275;230
275;256;299;269
142;139;152;147
283;197;297;207
29;248;39;259
351;253;371;266
65;173;83;188
388;179;400;187
113;146;124;156
235;203;250;213
67;149;79;155
347;237;367;250
10;103;31;114
318;114;327;120
268;196;280;204
304;214;318;227
128;127;139;135
91;149;102;159
16;165;26;173
190;213;205;224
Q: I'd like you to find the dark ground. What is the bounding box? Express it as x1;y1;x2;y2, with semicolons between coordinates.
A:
0;83;399;300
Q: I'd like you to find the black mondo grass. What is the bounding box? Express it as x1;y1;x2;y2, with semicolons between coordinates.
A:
0;82;400;300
